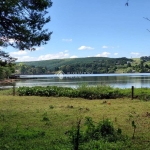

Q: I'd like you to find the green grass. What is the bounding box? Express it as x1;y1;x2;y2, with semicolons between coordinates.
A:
0;91;150;149
0;88;13;95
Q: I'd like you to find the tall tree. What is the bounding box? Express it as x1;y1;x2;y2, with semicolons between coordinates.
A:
0;50;17;64
0;50;16;79
0;0;52;50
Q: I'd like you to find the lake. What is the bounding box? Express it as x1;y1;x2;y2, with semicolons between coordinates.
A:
11;73;150;89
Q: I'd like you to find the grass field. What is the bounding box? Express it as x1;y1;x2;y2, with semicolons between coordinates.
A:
1;88;150;149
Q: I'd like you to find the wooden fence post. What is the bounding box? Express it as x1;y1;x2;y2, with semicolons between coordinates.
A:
131;86;134;100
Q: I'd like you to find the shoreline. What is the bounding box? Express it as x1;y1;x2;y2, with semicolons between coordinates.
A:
0;79;19;85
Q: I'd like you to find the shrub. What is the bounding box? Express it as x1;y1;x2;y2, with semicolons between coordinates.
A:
17;85;150;100
67;117;125;149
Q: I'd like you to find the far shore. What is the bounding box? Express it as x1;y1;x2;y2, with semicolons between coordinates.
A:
0;79;19;85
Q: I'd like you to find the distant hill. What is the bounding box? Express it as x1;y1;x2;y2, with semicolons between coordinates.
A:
17;57;112;70
17;57;146;74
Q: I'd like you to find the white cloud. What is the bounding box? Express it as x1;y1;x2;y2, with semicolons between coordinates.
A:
102;45;108;49
11;50;70;62
0;37;16;43
64;50;69;53
62;39;72;42
114;53;118;56
9;50;31;62
78;46;94;50
9;39;16;44
0;47;4;50
38;51;69;60
17;56;36;62
16;52;70;62
9;51;28;56
35;47;44;51
131;52;140;57
70;55;78;58
102;46;120;49
96;52;110;57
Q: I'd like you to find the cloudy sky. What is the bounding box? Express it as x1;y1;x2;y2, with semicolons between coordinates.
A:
2;0;150;62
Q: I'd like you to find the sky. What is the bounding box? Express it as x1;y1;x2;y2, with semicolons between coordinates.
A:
2;0;150;62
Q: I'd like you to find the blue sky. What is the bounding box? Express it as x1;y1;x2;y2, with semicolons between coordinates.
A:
2;0;150;62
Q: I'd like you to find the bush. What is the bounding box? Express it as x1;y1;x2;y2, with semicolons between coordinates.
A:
66;117;126;150
17;85;150;100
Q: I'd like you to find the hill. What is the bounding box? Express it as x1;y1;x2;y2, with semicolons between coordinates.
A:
16;57;150;74
16;57;131;74
17;57;112;69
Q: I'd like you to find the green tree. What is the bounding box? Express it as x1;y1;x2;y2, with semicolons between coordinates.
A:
3;67;12;78
20;64;27;74
0;50;16;79
0;66;4;79
145;64;149;69
140;60;144;69
0;50;17;64
0;0;52;50
127;62;131;67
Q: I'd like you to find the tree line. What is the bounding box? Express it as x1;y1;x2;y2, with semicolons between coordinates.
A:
16;56;150;75
17;57;132;74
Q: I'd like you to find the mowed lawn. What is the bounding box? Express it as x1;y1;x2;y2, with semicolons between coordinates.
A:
1;94;150;149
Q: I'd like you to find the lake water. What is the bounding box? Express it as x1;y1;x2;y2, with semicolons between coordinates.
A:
13;73;150;89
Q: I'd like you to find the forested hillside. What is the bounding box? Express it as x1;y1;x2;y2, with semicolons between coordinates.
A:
16;57;130;74
16;57;150;75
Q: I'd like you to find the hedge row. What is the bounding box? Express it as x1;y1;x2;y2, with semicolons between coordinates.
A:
17;85;150;100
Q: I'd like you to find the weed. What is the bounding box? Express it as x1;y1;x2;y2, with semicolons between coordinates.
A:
67;105;74;108
42;116;49;121
49;105;54;109
67;118;82;150
36;109;39;113
67;117;125;149
132;121;136;139
15;123;21;133
45;122;51;126
100;119;115;137
128;113;133;121
114;117;117;122
13;129;46;140
0;114;5;121
42;112;49;121
85;108;90;111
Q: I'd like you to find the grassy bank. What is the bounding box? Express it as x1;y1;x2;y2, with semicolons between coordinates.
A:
0;90;150;149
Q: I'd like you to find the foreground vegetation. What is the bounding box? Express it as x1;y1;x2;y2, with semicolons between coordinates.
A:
17;85;150;101
0;87;150;149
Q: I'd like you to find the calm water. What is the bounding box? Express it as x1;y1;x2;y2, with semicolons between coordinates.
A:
13;73;150;89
